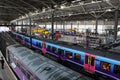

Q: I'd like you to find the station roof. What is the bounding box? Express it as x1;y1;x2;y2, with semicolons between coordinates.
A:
0;0;120;23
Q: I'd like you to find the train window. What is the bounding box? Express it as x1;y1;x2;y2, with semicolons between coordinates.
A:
58;49;64;55
66;51;72;59
114;65;120;75
25;38;28;42
88;56;92;65
36;42;39;46
91;57;95;66
52;47;57;53
85;56;88;64
74;53;80;61
47;45;51;51
42;42;46;48
38;43;41;47
85;56;94;66
20;36;22;39
19;36;22;39
100;61;111;71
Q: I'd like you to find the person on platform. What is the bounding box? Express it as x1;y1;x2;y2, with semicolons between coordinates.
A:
0;57;4;69
86;36;90;48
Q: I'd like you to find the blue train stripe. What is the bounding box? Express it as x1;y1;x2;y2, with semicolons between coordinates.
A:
67;59;83;67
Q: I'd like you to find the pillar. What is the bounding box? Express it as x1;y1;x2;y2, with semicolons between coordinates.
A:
95;18;98;34
114;9;119;41
51;11;54;40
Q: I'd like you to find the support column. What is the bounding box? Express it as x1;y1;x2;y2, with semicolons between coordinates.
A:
63;21;65;31
77;21;79;32
17;20;18;25
29;17;32;48
71;22;73;30
45;22;46;29
33;22;35;27
16;20;19;32
51;10;54;40
114;9;119;41
95;18;98;34
21;20;23;33
56;21;57;30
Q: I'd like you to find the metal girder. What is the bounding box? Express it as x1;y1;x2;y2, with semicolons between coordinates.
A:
105;0;119;9
0;0;119;23
19;0;38;10
0;0;30;22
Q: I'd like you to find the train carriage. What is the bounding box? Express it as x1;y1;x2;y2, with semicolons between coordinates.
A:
12;32;120;80
6;44;91;80
13;32;31;46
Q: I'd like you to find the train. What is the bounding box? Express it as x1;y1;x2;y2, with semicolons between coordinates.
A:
12;32;120;80
6;43;92;80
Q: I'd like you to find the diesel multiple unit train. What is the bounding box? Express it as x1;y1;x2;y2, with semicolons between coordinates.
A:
6;44;91;80
13;32;120;80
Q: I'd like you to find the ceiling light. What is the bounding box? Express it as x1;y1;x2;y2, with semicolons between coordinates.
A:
60;5;65;9
103;0;110;2
105;19;108;21
42;7;45;12
68;13;72;16
91;1;95;3
106;9;112;12
54;5;57;8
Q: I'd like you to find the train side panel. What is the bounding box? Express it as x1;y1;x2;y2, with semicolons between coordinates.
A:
32;38;42;50
23;36;30;46
96;56;120;80
46;42;59;57
6;48;29;80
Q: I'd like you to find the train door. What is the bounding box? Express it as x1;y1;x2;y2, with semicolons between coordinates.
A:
42;42;46;53
84;53;96;73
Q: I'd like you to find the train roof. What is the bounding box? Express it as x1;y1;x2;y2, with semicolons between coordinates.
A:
33;37;120;61
7;44;92;80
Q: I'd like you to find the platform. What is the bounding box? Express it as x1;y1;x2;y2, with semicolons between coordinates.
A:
108;46;120;54
0;51;17;80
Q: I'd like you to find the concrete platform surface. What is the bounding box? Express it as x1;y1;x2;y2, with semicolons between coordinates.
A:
0;51;17;80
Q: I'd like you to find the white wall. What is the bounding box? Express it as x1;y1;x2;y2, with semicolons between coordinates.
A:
38;20;120;35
